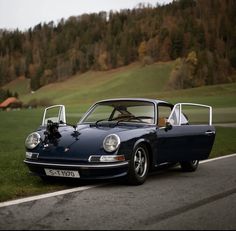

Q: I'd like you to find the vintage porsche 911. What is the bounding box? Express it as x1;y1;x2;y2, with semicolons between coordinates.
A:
24;98;216;185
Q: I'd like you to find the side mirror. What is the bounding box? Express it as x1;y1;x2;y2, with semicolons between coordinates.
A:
165;121;172;131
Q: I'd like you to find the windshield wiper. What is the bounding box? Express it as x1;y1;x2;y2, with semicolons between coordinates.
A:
115;116;153;126
93;116;147;127
94;119;110;126
93;119;121;128
117;116;142;124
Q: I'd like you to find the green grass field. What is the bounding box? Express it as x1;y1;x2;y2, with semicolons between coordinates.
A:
0;61;236;202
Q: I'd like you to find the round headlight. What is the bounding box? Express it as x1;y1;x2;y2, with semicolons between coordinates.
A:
25;132;41;149
103;134;120;152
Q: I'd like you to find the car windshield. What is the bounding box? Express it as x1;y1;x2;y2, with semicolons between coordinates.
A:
81;100;155;125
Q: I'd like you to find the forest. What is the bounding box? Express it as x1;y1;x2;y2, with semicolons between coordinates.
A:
0;0;235;92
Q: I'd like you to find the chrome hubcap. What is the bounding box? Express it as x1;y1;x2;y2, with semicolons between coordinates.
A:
134;147;147;177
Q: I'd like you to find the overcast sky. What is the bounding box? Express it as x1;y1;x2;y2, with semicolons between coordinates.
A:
0;0;172;31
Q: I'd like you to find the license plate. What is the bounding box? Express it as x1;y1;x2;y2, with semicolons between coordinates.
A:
44;168;80;178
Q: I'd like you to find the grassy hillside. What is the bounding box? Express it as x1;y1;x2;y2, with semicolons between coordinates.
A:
19;62;174;105
3;61;236;124
1;60;235;126
3;77;30;96
6;61;233;123
3;61;235;109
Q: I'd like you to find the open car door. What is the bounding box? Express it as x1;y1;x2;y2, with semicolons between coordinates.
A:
156;103;215;163
41;105;66;126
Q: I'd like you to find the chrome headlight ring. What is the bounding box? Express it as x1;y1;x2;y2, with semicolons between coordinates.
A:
25;132;41;149
103;134;120;152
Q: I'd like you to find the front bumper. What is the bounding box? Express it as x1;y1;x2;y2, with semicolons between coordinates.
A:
24;159;129;180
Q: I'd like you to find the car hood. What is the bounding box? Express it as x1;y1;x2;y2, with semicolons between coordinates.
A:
32;124;149;163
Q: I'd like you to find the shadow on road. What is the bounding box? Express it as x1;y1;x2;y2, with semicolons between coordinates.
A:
37;162;184;189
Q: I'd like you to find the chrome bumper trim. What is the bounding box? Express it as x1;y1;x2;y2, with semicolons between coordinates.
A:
24;160;129;168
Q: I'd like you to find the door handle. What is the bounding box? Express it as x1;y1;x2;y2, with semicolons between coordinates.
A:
205;131;215;135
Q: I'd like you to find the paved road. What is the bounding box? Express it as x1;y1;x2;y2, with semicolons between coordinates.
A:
0;155;236;230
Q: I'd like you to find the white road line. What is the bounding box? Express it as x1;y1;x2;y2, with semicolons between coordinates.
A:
0;153;236;209
0;185;99;208
200;153;236;164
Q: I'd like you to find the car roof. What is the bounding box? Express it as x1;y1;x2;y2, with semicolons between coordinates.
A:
95;98;170;105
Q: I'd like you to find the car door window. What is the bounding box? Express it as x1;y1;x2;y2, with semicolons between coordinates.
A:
158;105;172;127
168;105;188;125
168;104;212;126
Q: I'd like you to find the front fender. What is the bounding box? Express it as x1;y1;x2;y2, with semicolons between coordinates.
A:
117;129;156;166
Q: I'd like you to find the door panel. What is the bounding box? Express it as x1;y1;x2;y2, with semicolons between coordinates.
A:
156;125;215;164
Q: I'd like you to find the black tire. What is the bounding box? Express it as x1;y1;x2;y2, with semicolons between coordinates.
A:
180;160;199;172
127;144;149;185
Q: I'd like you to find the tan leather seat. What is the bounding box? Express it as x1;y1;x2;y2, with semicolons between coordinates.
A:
117;113;127;119
158;117;167;127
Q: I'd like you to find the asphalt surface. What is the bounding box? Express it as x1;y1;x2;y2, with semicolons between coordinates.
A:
0;155;236;230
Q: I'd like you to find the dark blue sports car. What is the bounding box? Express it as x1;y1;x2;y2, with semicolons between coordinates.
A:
24;98;216;185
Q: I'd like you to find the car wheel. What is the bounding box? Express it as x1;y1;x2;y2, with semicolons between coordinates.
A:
180;160;199;172
127;144;149;185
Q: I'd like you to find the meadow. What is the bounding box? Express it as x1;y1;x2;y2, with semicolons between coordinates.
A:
0;61;236;202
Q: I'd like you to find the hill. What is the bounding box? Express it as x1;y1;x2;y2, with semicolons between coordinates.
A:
1;61;230;112
19;61;173;105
